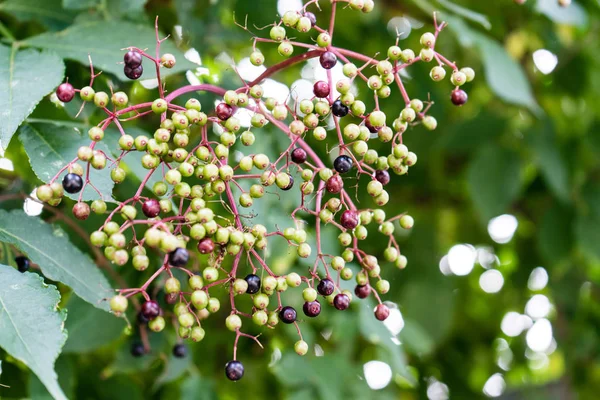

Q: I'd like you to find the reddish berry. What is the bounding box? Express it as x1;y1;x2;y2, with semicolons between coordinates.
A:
197;238;215;254
303;300;321;317
451;89;468;106
216;103;234;120
141;300;161;320
123;51;142;68
142;199;161;218
73;202;90;221
279;306;297;324
354;284;371;299
333;293;350;310
320;51;337;69
291;148;307;164
374;170;390;186
326;175;343;193
340;210;359;229
317;279;334;296
375;304;390;321
56;83;75;103
313;81;330;98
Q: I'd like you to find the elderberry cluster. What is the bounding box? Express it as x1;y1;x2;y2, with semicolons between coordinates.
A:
41;0;473;381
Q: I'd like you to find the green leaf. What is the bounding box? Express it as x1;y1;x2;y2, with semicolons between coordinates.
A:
153;354;191;389
0;264;68;400
0;210;112;311
19;123;115;202
467;145;523;221
0;45;65;151
538;202;573;262
62;0;98;10
23;21;195;80
436;0;491;30
536;0;588;27
62;295;125;353
0;0;75;30
180;374;217;400
29;357;75;400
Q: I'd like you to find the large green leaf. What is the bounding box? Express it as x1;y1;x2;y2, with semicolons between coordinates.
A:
0;45;65;151
467;145;523;221
0;0;75;30
0;264;68;400
0;210;112;311
63;295;125;353
19;123;115;202
23;21;195;80
29;357;75;400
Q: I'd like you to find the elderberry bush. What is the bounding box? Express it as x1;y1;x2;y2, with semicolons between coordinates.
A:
33;0;475;381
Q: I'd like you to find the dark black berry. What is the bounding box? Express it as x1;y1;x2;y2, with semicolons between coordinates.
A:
279;306;297;324
141;300;161;320
137;311;149;324
124;64;143;80
123;51;143;68
62;173;83;194
131;342;145;357
142;199;161;218
319;51;337;69
15;256;30;273
245;274;261;294
331;100;349;117
303;300;321;317
334;155;353;174
281;174;294;191
451;89;468;106
304;11;317;26
333;293;350;310
168;248;189;267
291;148;307;164
317;279;335;296
172;343;187;358
374;170;390;186
225;360;244;381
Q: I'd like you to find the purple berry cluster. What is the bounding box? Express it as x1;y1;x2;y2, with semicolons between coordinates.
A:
41;1;473;381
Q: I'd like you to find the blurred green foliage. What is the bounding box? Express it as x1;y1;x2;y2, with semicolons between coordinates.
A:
1;0;600;399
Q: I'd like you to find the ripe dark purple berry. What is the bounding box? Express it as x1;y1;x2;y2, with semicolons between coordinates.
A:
123;50;143;68
137;311;149;324
142;199;161;218
333;293;350;310
279;306;297;324
62;173;83;194
173;343;187;358
334;155;353;174
319;51;337;69
131;342;145;357
291;148;307;164
281;174;294;191
354;284;371;299
56;83;75;103
374;170;390;186
216;103;234;120
141;300;161;320
313;81;330;98
168;248;189;267
245;274;261;294
124;64;143;80
15;256;30;273
304;11;317;26
340;210;359;230
197;238;215;254
375;304;390;321
303;300;321;317
331;100;349;117
317;278;334;296
451;89;468;106
326;175;343;194
225;360;244;381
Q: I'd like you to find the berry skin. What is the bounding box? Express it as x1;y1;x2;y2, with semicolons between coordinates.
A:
56;83;75;103
172;344;187;358
225;360;244;381
197;238;215;254
281;174;294;191
375;304;390;321
15;256;30;273
326;175;343;194
124;64;143;80
131;342;145;357
216;102;234;120
333;293;350;310
279;306;297;324
291;148;307;164
334;155;353;174
303;300;321;317
141;300;161;320
62;173;83;194
169;248;189;267
317;278;335;296
451;89;468;106
319;51;337;69
354;284;371;299
142;199;161;218
340;210;359;230
313;81;330;98
331;100;349;117
73;202;90;221
304;11;317;26
245;274;261;294
123;51;142;67
374;170;390;186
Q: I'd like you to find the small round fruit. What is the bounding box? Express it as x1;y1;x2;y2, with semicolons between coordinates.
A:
279;306;297;324
124;64;143;80
225;360;244;381
291;148;307;164
319;51;337;69
131;342;145;357
245;274;261;294
333;293;350;310
313;81;330;98
56;83;75;103
62;173;83;194
340;210;359;230
142;199;161;218
15;256;30;273
303;300;321;317
354;284;371;299
317;278;335;296
141;301;161;320
172;343;187;358
451;89;468;106
333;155;353;174
375;304;390;321
123;50;142;67
169;248;189;267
